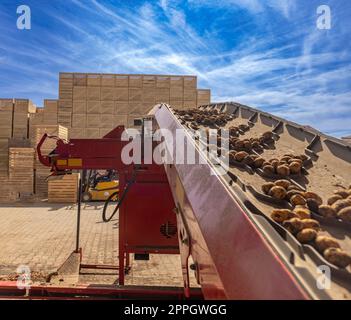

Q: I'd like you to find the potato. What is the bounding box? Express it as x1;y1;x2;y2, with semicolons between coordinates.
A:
280;156;292;162
283;218;304;234
303;192;323;206
234;151;248;162
243;141;252;150
323;248;351;268
263;165;275;175
271;209;293;223
262;131;273;140
327;195;343;205
262;182;275;194
290;194;307;206
337;207;351;223
299;154;308;161
242;155;255;167
269;158;279;164
289;162;302;174
276;165;290;177
334;190;349;199
286;190;303;201
271;160;279;169
253;157;265;168
332;199;351;213
269;186;287;200
296;228;318;244
306;198;320;213
301;219;321;231
293;207;311;219
318;205;336;218
274;180;291;190
315;236;340;253
228;151;237;164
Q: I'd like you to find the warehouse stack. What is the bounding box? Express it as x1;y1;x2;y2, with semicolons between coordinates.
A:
0;72;211;203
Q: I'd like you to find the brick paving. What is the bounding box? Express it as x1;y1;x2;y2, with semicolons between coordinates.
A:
0;202;188;287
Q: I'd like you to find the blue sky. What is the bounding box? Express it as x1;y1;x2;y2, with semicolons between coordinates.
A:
0;0;350;137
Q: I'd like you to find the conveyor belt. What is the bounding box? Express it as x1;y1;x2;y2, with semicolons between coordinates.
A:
153;102;351;300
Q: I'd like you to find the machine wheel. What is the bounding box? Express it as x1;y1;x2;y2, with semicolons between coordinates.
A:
102;192;119;222
82;192;92;202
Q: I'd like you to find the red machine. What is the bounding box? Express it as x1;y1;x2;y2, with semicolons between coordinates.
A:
21;105;321;299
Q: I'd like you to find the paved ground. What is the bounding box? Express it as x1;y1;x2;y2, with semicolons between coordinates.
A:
0;202;188;287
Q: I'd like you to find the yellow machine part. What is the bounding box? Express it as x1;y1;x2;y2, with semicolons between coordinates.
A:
86;180;119;201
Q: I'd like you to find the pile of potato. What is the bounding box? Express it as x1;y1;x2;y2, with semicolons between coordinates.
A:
318;187;351;223
176;108;234;129
261;154;307;177
266;181;351;268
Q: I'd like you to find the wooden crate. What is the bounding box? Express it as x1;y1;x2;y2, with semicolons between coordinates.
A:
0;139;9;173
183;100;197;108
115;115;128;127
0;99;13;112
155;88;170;101
87;101;101;114
14;99;30;113
31;125;68;151
70;128;87;139
0;111;13;137
184;89;197;101
170;100;184;109
99;127;114;138
129;75;142;88
101;101;114;114
101;87;114;101
142;88;156;103
87;114;101;128
44;99;58;113
73;73;87;86
170;76;183;87
143;76;156;88
73;101;87;114
9;148;34;194
58;99;73;112
184;76;197;89
156;76;170;88
129;88;142;102
43;112;58;125
58;112;72;127
101;74;115;87
86;128;100;139
72;114;87;128
197;89;211;106
114;87;128;101
48;174;78;203
59;86;73;100
13;113;28;138
87;86;101;101
115;102;130;115
129;103;144;115
59;73;73;86
170;87;183;100
87;74;101;86
100;114;115;127
115;75;129;87
73;86;87;100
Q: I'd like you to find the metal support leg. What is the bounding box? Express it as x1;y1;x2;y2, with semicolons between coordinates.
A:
75;174;82;253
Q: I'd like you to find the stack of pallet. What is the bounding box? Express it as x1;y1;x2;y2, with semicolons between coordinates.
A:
30;125;69;198
48;174;79;203
8;148;34;196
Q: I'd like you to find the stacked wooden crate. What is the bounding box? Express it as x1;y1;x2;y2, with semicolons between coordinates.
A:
197;89;211;106
48;174;79;203
8;148;34;196
13;99;34;138
61;73;211;137
30;125;68;198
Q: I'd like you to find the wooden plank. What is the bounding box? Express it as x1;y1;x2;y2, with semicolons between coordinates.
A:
156;76;170;88
70;128;86;139
170;76;183;87
58;99;73;112
129;88;142;102
129;75;142;88
100;114;115;128
87;114;101;128
101;74;115;87
184;76;197;89
101;87;114;101
43;112;58;125
58;112;72;127
114;87;128;101
115;75;129;87
73;73;87;86
86;128;100;138
14;99;30;113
